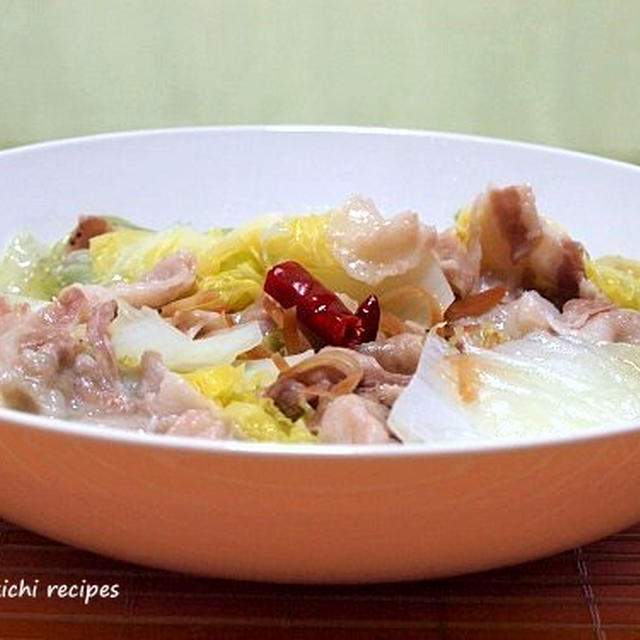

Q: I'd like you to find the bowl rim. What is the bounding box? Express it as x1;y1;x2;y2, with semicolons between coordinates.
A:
2;124;640;459
3;123;640;174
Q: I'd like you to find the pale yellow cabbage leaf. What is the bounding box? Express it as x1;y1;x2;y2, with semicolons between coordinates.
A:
586;255;640;310
182;363;316;443
90;226;224;283
90;211;453;316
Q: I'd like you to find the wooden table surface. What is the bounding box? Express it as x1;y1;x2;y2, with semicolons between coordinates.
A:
2;519;640;639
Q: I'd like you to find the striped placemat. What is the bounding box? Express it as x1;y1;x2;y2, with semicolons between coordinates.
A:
0;518;639;639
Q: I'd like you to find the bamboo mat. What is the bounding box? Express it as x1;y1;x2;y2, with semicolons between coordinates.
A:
1;518;639;639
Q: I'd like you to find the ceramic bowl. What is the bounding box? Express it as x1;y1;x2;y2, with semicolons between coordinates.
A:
1;126;640;583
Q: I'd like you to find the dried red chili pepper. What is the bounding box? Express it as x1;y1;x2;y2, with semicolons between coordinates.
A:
355;294;380;343
264;261;380;348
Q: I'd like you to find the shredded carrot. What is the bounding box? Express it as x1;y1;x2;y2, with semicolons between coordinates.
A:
379;310;408;336
270;352;290;373
160;290;224;317
276;350;362;386
380;285;443;326
282;307;312;355
299;372;361;400
299;384;334;399
263;293;285;328
448;354;479;403
329;371;362;396
239;343;274;360
444;286;507;322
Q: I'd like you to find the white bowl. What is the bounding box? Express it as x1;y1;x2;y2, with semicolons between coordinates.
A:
1;126;640;583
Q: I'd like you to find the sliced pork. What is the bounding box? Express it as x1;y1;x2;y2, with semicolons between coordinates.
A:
0;295;235;438
356;333;424;375
436;184;586;308
67;215;113;251
73;251;196;309
170;309;230;339
435;228;481;297
456;290;640;345
315;394;392;444
329;195;437;285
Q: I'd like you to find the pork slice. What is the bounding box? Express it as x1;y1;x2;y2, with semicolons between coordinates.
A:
265;377;308;420
476;290;565;339
470;290;640;345
321;347;411;388
75;251;196;309
133;352;235;437
42;286;92;326
570;308;640;344
170;309;230;339
0;293;121;418
435;228;481;297
264;346;410;421
356;383;404;408
480;185;585;306
481;185;543;268
437;184;586;308
561;298;617;328
85;300;118;377
0;296;235;438
486;185;585;306
264;351;354;421
328;195;437;285
67;215;113;251
356;333;424;375
164;410;231;438
315;394;392;444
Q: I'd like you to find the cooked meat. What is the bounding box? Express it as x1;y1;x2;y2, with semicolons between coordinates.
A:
133;352;235;437
265;377;308;420
85;300;118;377
43;285;92;325
481;185;543;267
0;382;42;413
522;235;584;309
321;347;411;387
315;394;392;444
329;195;437;285
570;307;640;344
164;410;231;438
265;342;412;422
435;228;481;297
356;383;404;408
265;350;362;419
466;290;640;344
0;295;235;437
67;215;113;251
481;185;585;306
477;290;566;339
170;309;230;339
74;251;196;309
0;291;124;418
233;297;278;334
356;333;424;375
436;185;586;308
561;298;616;327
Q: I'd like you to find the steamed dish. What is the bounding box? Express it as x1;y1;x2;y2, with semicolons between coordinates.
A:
1;184;639;444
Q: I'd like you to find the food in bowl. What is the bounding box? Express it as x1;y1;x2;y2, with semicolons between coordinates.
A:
1;183;640;444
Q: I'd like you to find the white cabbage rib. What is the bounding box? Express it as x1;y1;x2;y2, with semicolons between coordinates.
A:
389;331;640;442
109;301;263;372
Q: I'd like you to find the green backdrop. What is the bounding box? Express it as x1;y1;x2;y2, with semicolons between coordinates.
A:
1;0;639;161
